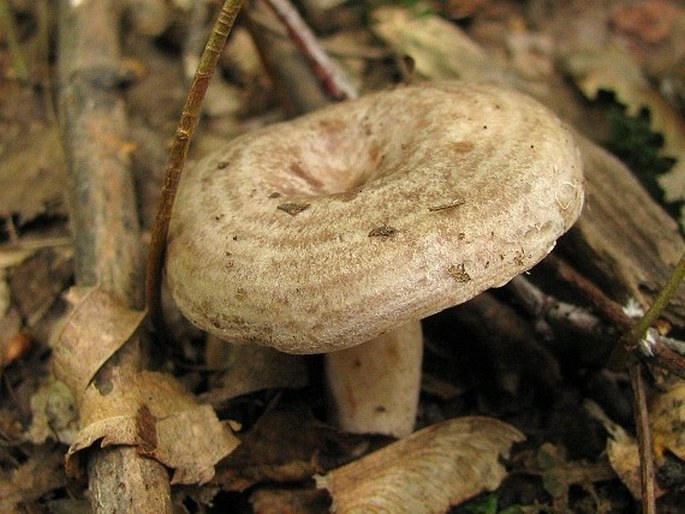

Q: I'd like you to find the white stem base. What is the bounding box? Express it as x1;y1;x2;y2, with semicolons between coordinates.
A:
324;321;423;437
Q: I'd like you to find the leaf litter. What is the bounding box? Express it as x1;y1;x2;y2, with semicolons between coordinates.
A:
2;0;685;512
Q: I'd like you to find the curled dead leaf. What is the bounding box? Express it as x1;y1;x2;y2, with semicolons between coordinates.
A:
563;45;685;219
585;400;665;500
52;287;145;403
66;370;239;485
51;288;239;484
315;416;524;513
0;446;68;514
651;381;685;462
371;6;511;86
0;125;68;225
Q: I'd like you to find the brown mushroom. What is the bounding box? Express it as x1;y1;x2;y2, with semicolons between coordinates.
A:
165;81;584;436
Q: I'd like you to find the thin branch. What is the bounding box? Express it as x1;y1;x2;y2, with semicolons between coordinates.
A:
507;273;685;379
146;0;244;340
629;362;657;514
542;254;685;376
507;275;609;340
260;0;358;100
638;328;685;378
520;254;685;511
57;0;170;510
542;254;633;331
625;250;685;348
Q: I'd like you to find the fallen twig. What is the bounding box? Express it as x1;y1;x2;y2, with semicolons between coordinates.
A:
146;0;244;340
509;258;685;379
507;274;610;342
260;0;357;100
543;254;632;330
57;0;170;511
512;254;685;511
629;362;657;514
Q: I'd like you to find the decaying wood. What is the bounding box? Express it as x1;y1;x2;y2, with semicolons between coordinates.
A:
560;135;685;326
56;0;171;512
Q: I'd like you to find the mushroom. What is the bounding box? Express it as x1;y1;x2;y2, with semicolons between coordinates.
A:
165;81;584;436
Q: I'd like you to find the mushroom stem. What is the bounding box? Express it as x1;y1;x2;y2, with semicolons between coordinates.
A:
325;321;423;437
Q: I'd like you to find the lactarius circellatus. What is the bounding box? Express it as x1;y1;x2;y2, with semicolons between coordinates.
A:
165;81;584;437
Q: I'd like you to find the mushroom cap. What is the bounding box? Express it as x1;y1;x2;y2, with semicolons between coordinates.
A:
166;81;584;354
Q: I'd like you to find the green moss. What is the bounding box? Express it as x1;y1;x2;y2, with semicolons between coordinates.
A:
461;493;524;514
604;104;681;219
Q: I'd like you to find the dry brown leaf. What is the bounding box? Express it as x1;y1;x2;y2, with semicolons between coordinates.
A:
250;488;330;514
8;246;74;327
0;124;67;225
66;370;240;484
611;0;680;44
315;417;524;513
650;381;685;462
52;286;239;484
371;6;512;85
607;435;643;499
204;338;308;403
52;287;145;402
563;45;685;218
564;45;657;114
155;404;239;484
0;446;68;514
585;400;665;500
371;6;559;118
215;404;374;492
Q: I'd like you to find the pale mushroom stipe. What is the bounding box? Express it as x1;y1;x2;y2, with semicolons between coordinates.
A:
165;81;584;436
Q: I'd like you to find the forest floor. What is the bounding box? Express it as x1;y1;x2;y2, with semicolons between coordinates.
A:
1;1;685;513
